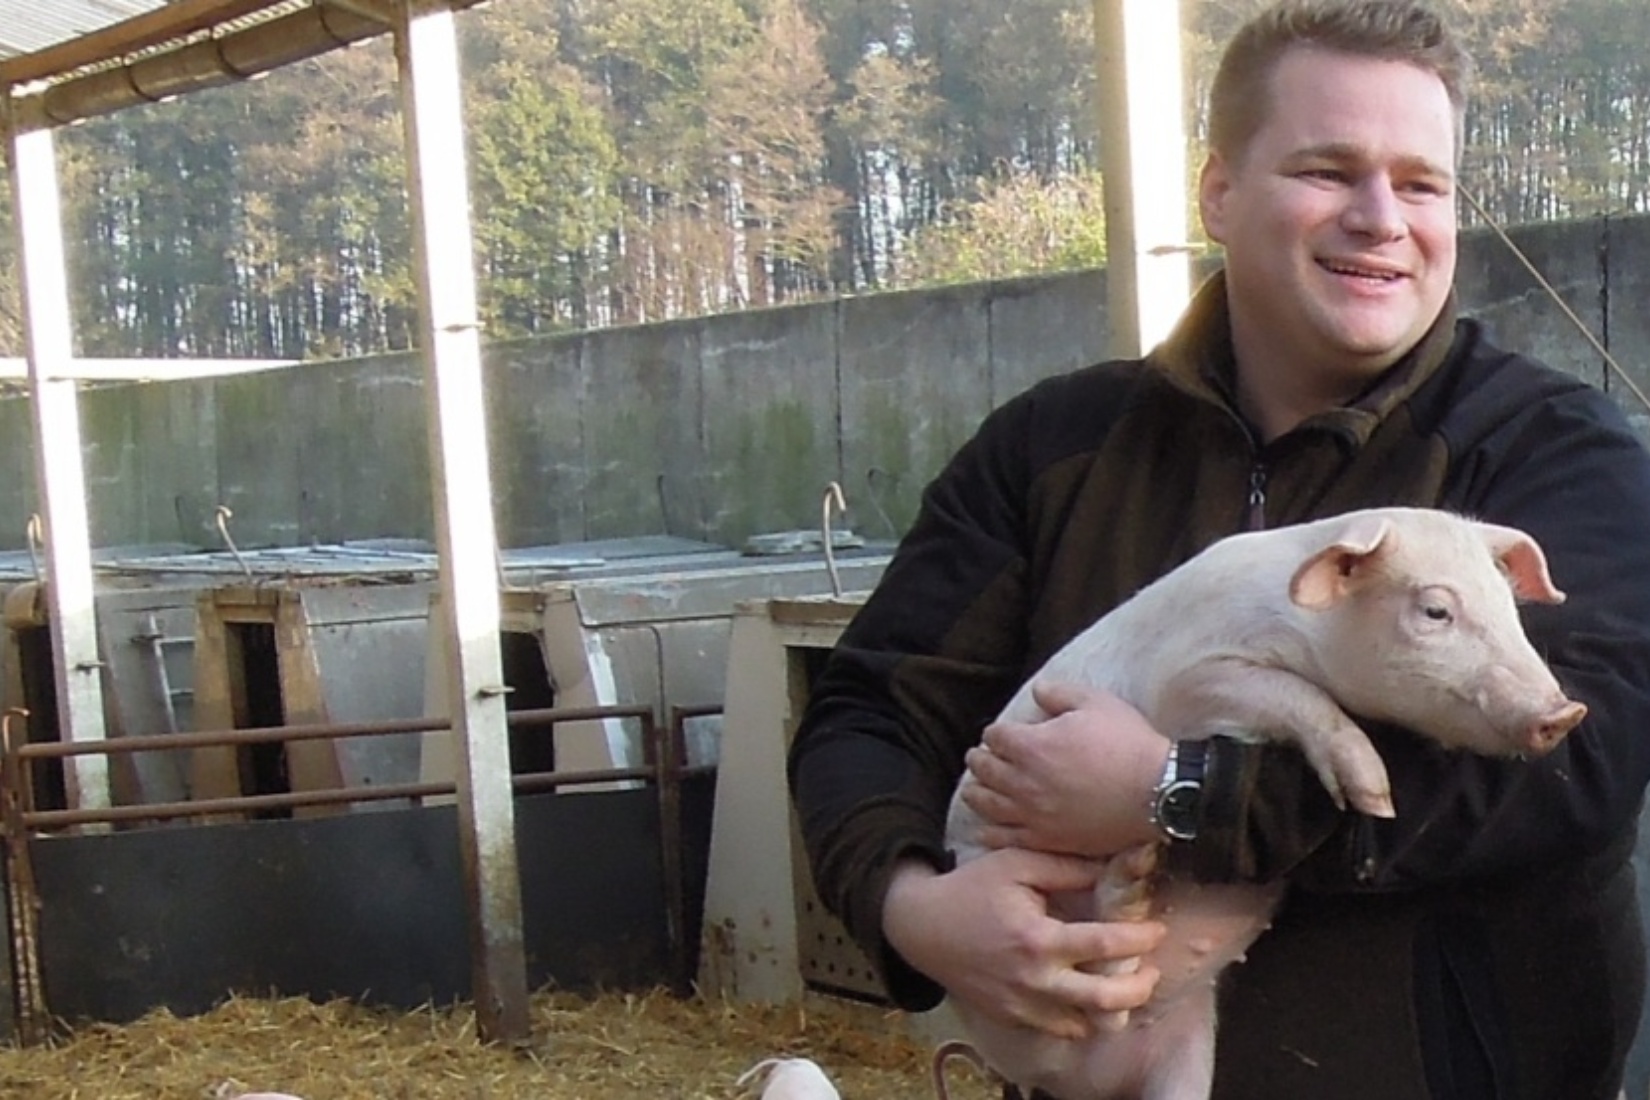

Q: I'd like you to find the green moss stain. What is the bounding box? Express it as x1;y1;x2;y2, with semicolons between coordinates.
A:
858;400;924;536
712;400;824;543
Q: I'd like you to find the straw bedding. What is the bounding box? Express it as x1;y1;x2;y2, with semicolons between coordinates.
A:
0;988;1001;1099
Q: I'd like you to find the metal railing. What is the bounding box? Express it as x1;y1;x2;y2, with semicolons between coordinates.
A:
0;700;719;1043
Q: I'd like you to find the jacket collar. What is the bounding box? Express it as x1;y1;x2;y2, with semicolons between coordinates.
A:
1150;269;1460;446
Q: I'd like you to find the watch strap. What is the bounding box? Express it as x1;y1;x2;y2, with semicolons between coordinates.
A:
1150;738;1208;842
1173;737;1208;783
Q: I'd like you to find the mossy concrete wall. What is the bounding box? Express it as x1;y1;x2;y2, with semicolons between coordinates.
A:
0;215;1645;552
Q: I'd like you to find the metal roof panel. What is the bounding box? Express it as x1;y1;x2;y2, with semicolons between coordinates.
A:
0;0;171;62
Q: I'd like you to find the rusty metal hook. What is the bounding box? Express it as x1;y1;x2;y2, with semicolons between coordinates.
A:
24;514;42;584
1;707;29;758
215;505;252;583
821;481;847;598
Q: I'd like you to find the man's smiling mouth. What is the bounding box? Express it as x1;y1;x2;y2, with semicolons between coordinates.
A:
1321;259;1403;281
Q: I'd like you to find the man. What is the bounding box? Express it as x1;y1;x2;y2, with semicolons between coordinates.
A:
788;2;1650;1098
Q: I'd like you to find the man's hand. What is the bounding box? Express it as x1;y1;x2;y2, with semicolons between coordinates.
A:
962;681;1171;857
882;851;1164;1040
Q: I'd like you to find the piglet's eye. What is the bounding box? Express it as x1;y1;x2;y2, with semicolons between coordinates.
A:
1423;604;1452;623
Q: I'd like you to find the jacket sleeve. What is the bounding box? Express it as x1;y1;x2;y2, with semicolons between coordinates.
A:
1185;377;1650;893
788;393;1040;1010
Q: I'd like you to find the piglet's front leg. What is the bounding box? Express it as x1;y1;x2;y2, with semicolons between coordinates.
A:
1155;660;1393;819
1083;842;1161;1032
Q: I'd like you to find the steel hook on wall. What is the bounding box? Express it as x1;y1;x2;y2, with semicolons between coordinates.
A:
214;505;253;583
24;514;42;585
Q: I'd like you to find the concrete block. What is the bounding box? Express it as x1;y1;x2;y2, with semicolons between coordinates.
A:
292;354;430;545
837;284;994;535
580;318;705;540
1603;216;1650;444
987;267;1109;406
698;302;840;546
486;337;586;547
1459;220;1608;388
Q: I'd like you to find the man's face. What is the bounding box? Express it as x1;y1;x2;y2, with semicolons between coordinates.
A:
1200;47;1458;392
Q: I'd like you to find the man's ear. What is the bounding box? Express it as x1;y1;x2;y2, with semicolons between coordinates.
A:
1199;152;1233;244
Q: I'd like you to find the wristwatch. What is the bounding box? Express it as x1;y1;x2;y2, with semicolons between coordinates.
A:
1149;738;1208;842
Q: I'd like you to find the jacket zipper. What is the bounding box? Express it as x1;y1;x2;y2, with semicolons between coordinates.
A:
1245;462;1268;531
1240;456;1382;881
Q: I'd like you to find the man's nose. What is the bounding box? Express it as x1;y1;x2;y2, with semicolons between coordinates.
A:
1341;177;1406;241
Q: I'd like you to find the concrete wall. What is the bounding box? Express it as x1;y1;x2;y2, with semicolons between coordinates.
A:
2;214;1646;553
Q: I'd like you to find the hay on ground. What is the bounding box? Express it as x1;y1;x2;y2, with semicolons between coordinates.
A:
0;988;1002;1099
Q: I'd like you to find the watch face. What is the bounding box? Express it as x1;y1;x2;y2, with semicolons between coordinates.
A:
1159;780;1201;840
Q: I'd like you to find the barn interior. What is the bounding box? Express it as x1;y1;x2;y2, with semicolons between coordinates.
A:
0;0;1058;1049
19;8;1648;1099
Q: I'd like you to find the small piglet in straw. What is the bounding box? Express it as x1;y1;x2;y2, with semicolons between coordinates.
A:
736;1056;842;1099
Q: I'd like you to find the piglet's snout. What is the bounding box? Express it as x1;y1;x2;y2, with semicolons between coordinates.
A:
1524;699;1586;756
1475;658;1585;758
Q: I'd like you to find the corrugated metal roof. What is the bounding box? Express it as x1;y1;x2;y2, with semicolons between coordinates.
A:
0;0;171;63
0;1;315;92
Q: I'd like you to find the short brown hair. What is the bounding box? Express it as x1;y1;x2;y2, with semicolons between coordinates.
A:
1208;0;1473;164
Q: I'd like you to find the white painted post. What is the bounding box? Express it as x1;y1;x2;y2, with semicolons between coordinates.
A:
4;106;111;812
1095;0;1193;358
391;0;528;1041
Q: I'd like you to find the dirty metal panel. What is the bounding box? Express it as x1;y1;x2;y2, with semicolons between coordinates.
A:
0;543;199;585
93;587;201;803
95;539;443;580
296;583;435;630
34;803;468;1020
564;552;891;628
784;644;883;1001
29;783;714;1025
0;552;37;583
795;883;883;1001
594;623;732;768
300;586;433;795
526;553;888;770
499;535;727;578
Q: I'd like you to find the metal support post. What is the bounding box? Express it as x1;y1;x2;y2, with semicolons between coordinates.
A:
391;0;529;1042
1095;0;1193;358
4;103;111;812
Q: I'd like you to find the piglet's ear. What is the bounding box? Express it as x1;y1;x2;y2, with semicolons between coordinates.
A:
1289;514;1393;610
1476;522;1566;604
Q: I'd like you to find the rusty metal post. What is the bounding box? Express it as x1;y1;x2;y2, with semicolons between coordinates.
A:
1;710;46;1043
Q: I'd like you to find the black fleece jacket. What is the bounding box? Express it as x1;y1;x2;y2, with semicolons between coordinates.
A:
789;274;1650;1100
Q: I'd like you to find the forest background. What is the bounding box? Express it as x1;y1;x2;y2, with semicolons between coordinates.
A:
2;0;1645;361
